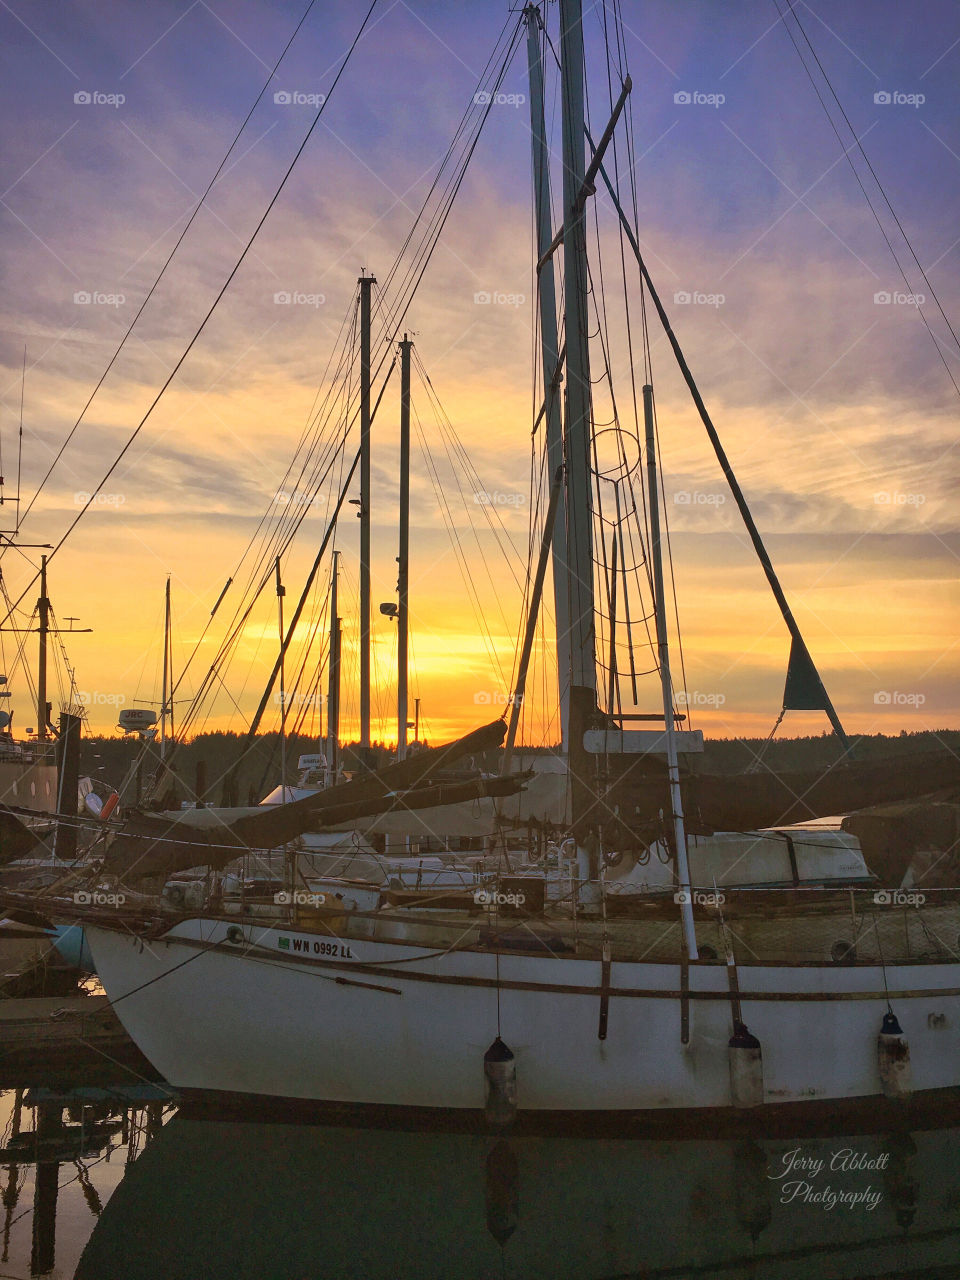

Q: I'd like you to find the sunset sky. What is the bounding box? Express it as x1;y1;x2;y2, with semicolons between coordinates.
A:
0;0;957;749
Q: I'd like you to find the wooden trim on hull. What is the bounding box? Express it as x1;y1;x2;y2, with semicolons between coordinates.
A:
178;1083;960;1139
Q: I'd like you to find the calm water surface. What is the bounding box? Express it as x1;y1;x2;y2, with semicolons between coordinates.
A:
1;1075;958;1279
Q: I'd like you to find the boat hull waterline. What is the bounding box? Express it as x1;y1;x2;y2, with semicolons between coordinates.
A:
85;919;960;1115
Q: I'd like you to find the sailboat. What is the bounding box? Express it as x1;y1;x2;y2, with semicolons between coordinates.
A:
19;0;960;1123
0;553;90;870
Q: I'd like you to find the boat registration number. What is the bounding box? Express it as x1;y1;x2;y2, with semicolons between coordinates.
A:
277;934;356;960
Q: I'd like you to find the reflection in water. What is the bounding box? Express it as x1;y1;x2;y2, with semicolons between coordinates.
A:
31;1105;60;1277
0;1081;958;1279
733;1140;772;1244
485;1139;519;1248
0;1085;175;1277
70;1113;960;1280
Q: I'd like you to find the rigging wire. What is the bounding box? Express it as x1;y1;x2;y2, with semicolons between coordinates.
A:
13;0;324;535
772;0;960;400
0;0;382;631
161;24;525;750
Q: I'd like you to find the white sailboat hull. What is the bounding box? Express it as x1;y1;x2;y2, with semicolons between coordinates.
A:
86;918;960;1115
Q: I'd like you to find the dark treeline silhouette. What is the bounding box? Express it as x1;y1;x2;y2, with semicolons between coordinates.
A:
76;728;960;806
78;732;403;806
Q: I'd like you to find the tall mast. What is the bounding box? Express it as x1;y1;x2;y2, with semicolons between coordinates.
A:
644;384;697;961
275;557;287;796
326;550;340;781
397;334;412;761
559;0;595;700
358;272;375;754
160;575;171;760
525;3;571;748
37;554;49;741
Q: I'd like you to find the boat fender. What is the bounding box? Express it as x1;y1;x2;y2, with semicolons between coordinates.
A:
728;1019;764;1108
225;925;244;945
602;848;623;868
877;1011;912;1098
100;792;120;822
483;1036;517;1129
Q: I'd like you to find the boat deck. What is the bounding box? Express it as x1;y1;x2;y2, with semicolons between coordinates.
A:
209;888;960;967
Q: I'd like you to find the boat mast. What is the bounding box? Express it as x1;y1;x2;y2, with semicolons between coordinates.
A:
36;554;49;741
525;3;571;749
275;557;287;796
558;0;596;703
558;0;602;894
160;574;171;761
643;385;697;961
397;334;412;761
358;272;375;756
326;550;340;781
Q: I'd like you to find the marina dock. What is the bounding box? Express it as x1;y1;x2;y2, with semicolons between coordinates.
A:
0;995;156;1079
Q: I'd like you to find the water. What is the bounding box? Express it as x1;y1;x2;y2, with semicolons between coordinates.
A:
1;1072;959;1279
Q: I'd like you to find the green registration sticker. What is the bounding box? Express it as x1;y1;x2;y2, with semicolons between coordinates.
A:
278;936;290;950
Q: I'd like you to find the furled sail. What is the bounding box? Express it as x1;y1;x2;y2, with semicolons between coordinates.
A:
101;719;520;882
